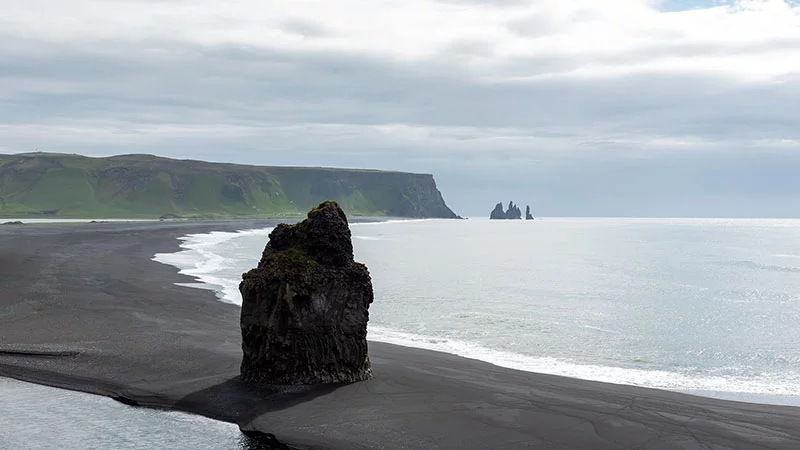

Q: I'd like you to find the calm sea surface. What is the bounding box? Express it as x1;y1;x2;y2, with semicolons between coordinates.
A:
4;218;800;449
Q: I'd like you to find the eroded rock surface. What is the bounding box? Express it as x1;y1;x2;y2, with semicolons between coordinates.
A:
239;201;374;385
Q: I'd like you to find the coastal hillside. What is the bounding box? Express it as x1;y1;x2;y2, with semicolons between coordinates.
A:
0;153;459;219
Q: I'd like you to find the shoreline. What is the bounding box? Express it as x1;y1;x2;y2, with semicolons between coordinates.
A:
1;222;799;449
160;220;800;409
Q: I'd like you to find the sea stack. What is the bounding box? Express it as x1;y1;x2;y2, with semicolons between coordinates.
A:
525;205;534;220
490;202;506;219
489;201;522;220
239;201;374;385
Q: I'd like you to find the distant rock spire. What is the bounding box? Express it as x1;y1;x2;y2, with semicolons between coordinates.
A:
525;205;534;220
489;201;523;219
490;202;506;220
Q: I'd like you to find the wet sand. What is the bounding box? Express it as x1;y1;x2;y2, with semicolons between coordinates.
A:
1;222;799;449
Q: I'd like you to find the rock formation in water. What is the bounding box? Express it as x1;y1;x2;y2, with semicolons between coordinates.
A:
490;202;506;219
507;202;522;220
490;201;523;220
239;200;374;385
525;205;534;220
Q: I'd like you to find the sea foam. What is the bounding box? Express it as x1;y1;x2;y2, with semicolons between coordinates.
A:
153;228;273;305
152;219;800;406
367;326;800;402
152;221;414;303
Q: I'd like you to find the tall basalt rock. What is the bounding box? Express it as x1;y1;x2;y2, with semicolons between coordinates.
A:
490;202;506;220
525;205;534;220
507;201;522;220
239;201;374;385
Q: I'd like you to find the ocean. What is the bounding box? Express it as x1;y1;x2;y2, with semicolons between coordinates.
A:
155;217;800;407
4;217;800;450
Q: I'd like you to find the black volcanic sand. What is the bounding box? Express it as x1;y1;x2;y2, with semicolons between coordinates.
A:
1;223;799;449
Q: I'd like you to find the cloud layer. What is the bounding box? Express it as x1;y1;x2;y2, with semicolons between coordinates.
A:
2;0;799;215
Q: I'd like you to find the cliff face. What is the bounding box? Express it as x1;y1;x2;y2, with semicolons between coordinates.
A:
239;201;373;385
0;153;459;219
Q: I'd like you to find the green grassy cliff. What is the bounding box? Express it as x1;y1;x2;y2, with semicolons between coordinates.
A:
0;153;459;219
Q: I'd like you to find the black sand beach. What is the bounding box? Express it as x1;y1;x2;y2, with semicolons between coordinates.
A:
1;222;799;449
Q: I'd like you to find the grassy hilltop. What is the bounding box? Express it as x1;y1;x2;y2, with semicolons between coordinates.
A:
0;153;459;219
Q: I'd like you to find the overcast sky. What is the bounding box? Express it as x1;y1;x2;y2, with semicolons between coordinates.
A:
2;0;799;216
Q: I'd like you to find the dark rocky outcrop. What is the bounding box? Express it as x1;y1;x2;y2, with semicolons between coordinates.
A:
525;205;534;220
239;201;374;385
507;202;522;219
490;201;522;220
490;202;506;220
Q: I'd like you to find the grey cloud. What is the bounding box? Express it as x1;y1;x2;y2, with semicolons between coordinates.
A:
506;7;599;37
280;18;335;38
2;16;800;216
437;39;496;59
505;13;559;38
491;38;800;79
595;37;800;65
5;32;798;134
3;35;799;148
